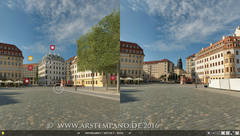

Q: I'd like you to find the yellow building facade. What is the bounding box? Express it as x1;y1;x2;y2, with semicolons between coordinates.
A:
69;56;105;87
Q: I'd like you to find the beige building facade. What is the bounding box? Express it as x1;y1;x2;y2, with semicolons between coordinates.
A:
195;26;240;84
23;63;38;85
143;59;174;81
65;56;74;85
0;43;23;81
120;41;144;80
186;54;196;80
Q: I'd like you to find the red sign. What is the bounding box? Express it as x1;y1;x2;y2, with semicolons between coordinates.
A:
28;65;33;71
110;75;116;81
24;78;30;84
50;45;55;51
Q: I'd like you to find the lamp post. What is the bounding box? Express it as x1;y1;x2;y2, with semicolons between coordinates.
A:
149;65;152;82
138;70;140;86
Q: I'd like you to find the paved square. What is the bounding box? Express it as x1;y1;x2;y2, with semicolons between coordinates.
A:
120;84;240;130
0;87;119;130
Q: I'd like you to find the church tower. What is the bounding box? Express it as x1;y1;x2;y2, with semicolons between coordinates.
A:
177;57;183;69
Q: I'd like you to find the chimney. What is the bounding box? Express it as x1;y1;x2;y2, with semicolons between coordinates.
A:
222;36;225;40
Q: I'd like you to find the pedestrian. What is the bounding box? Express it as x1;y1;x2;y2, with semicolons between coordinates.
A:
75;86;77;91
195;80;197;88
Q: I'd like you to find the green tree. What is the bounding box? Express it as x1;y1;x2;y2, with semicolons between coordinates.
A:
77;33;97;90
77;10;120;92
91;10;120;91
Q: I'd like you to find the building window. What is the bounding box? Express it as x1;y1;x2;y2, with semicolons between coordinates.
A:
236;50;239;55
225;59;228;63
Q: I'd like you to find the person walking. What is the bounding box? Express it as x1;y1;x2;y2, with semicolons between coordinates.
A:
75;85;77;91
195;79;197;88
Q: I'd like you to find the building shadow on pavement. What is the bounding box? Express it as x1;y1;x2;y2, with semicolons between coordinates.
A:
0;92;22;106
120;91;140;103
120;90;144;93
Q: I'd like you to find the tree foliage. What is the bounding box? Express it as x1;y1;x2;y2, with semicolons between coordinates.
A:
77;10;120;73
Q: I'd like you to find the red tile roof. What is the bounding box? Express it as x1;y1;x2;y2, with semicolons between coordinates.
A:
0;42;23;58
23;63;38;67
144;59;171;64
66;56;76;62
199;36;240;53
120;41;144;55
186;54;195;59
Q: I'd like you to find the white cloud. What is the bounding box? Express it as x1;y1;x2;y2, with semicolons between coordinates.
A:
126;0;240;51
20;42;49;54
143;40;186;52
5;0;119;53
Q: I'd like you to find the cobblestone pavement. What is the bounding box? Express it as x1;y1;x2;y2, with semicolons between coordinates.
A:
0;87;119;130
120;84;240;130
64;87;119;101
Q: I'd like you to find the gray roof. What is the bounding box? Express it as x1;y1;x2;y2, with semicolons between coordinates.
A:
40;54;65;64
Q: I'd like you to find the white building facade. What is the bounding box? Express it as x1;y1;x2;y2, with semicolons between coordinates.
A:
38;54;66;85
195;26;240;84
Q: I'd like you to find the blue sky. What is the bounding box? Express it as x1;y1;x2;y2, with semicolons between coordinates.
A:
0;0;119;64
120;0;240;69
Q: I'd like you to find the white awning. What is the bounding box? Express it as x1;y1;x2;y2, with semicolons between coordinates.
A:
133;78;143;81
125;77;133;80
5;80;13;83
14;81;23;84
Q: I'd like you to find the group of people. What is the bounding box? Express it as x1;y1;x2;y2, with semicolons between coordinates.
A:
74;84;85;91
